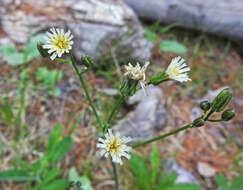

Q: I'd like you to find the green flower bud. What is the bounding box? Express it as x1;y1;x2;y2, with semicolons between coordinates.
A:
149;72;169;85
81;55;94;68
120;78;138;97
221;109;235;121
211;88;233;112
37;42;50;58
200;101;211;111
193;117;205;127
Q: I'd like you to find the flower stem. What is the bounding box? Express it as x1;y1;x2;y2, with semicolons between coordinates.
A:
70;54;103;128
207;119;222;122
55;58;72;64
132;124;193;148
111;159;119;190
104;96;124;132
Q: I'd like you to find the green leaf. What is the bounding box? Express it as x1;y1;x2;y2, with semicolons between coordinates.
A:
49;136;72;163
69;167;94;190
36;67;49;81
43;179;68;190
52;87;61;97
157;172;178;189
47;123;63;154
43;168;61;184
164;183;203;190
0;99;14;126
159;40;187;54
23;34;45;62
5;52;25;65
214;175;230;190
144;29;157;43
0;170;36;182
230;175;243;189
0;45;18;56
150;144;160;184
130;153;151;190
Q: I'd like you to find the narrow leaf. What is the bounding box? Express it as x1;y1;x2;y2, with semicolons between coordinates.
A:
0;170;36;182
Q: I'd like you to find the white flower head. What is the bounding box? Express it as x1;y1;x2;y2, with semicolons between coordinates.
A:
166;56;191;82
124;62;150;94
43;27;73;60
97;129;132;165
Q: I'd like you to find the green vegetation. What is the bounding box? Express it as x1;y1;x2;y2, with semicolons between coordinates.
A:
130;145;203;190
0;34;45;65
36;67;63;97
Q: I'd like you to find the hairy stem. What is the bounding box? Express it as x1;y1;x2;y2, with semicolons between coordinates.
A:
132;124;193;148
70;54;103;128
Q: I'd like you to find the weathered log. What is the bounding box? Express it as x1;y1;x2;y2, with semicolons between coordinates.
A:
0;0;152;62
125;0;243;40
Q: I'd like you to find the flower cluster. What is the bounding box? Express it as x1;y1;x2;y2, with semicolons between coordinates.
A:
41;28;192;165
97;129;132;165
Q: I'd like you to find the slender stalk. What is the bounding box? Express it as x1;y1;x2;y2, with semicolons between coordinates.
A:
132;124;193;148
111;159;119;190
70;54;103;128
105;96;124;127
207;119;222;122
55;58;72;64
204;110;214;121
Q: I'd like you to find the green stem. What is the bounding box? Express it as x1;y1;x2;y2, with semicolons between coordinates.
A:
70;54;103;128
55;58;72;64
204;110;214;121
207;119;222;122
132;124;193;148
111;159;119;190
104;96;124;132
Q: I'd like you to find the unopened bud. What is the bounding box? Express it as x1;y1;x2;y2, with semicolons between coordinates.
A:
221;109;235;121
120;78;138;97
211;88;232;112
81;55;94;68
193;117;205;127
200;101;211;111
37;42;50;58
149;72;169;85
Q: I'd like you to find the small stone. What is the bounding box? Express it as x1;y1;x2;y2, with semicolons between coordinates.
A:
163;160;198;184
114;85;166;142
197;162;216;178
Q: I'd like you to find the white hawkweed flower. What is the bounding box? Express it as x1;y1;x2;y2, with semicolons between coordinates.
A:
166;56;191;82
124;62;150;94
97;129;132;165
43;28;73;60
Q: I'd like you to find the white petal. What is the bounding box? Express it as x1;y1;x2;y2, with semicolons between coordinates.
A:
50;53;57;60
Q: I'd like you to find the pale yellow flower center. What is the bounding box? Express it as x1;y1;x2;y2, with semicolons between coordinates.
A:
51;34;69;50
108;138;121;154
171;67;179;76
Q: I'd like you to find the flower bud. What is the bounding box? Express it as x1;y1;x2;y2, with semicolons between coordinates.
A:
120;78;138;97
149;72;169;85
211;88;233;112
81;55;94;68
200;101;211;111
37;42;50;58
193;117;205;127
221;109;235;121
